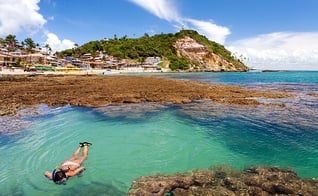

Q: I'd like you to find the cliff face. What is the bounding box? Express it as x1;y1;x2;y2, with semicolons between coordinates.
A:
175;36;248;72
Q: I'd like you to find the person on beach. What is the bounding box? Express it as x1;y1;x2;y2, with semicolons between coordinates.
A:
44;142;92;184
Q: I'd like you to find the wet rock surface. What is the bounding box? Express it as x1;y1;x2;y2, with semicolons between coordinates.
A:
0;75;288;116
128;166;318;196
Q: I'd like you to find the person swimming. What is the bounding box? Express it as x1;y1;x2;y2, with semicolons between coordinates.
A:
44;142;92;184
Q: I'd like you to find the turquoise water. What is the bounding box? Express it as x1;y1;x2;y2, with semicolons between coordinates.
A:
1;71;318;195
155;71;318;85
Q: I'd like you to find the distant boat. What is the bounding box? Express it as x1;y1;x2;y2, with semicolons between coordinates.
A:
262;70;283;72
248;69;262;72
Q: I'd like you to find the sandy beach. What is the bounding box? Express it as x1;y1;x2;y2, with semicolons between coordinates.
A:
0;73;289;116
0;67;121;76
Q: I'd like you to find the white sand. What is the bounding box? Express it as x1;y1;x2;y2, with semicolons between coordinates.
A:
0;67;166;76
0;67;117;76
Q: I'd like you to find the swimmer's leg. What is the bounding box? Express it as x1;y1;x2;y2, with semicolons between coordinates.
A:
77;144;89;164
71;147;82;159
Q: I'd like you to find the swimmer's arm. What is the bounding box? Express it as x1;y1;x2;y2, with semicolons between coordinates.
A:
67;166;85;177
44;171;53;180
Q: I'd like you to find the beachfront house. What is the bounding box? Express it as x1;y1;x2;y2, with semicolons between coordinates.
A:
0;47;59;68
145;57;161;65
0;49;13;66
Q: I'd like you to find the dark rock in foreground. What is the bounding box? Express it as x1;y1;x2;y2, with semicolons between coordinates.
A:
128;165;318;196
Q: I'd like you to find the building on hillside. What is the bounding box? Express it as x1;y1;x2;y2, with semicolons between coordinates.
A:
0;48;53;67
26;53;45;64
0;49;11;66
142;64;162;71
81;53;93;62
145;57;161;65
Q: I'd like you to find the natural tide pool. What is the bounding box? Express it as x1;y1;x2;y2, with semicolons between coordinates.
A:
1;71;318;195
1;99;318;195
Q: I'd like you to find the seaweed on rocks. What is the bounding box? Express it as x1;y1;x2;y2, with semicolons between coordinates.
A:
128;165;318;196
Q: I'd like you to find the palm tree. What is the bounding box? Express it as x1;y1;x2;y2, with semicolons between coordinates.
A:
5;34;18;51
0;38;5;47
73;43;78;57
44;43;51;65
23;38;36;66
3;34;18;66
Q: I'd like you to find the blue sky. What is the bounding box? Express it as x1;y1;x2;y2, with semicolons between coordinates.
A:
1;0;318;70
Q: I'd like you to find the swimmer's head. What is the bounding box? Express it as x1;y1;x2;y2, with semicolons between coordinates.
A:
52;169;67;184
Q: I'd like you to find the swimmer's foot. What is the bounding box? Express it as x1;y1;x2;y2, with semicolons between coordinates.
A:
83;142;92;147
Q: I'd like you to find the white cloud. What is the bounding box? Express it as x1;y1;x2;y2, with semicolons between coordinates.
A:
228;32;318;70
129;0;317;70
128;0;230;44
45;32;75;52
0;0;75;52
0;0;46;36
186;18;230;44
128;0;182;23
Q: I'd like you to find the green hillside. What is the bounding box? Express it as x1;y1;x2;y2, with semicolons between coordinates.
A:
57;30;247;71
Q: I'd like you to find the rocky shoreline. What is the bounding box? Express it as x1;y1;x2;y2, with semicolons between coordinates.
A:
2;75;318;195
128;165;318;195
0;74;288;116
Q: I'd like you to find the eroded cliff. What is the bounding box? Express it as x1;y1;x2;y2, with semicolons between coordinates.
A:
175;36;248;72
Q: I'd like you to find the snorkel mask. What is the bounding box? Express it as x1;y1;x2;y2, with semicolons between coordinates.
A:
52;169;68;185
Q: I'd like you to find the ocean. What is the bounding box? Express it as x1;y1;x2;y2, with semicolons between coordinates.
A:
0;71;317;195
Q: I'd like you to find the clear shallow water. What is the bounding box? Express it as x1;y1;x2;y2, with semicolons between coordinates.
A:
0;71;318;195
155;71;318;85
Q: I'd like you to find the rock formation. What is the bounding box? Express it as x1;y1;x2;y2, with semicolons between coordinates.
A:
128;166;318;196
175;36;247;72
0;75;288;116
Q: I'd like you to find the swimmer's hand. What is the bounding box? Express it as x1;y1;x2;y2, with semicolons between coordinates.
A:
44;171;53;180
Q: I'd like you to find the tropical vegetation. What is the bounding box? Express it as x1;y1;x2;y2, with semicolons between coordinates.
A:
0;35;42;52
1;30;247;71
0;34;47;67
56;30;246;70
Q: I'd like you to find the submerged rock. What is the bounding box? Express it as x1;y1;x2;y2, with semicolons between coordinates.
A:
128;165;318;196
60;181;126;196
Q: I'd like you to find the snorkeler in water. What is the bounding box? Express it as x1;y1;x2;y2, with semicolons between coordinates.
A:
44;142;92;184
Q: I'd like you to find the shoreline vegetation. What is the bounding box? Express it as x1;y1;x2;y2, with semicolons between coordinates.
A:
0;74;289;116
